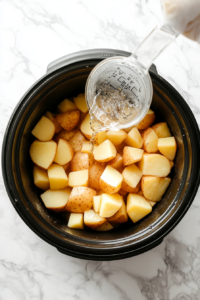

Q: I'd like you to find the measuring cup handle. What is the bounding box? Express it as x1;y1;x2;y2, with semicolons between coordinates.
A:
132;24;178;70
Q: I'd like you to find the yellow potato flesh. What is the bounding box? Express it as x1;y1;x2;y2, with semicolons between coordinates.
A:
31;116;55;142
100;165;123;194
157;137;177;161
57;99;77;113
93;139;116;162
54;139;74;165
81;141;91;154
99;193;123;218
30;140;57;169
125;127;143;148
80;113;93;139
122;164;142;188
136;109;155;130
69;131;86;153
93;195;101;213
142;128;158;153
141;176;171;201
127;194;152;223
45;111;62;133
138;154;171;177
123;146;144;166
94;221;113;231
151;122;171;138
73;93;88;113
107;200;128;223
95;131;107;144
33;165;50;190
41;188;71;210
84;209;106;228
68;169;88;187
106;130;127;146
48;163;68;190
68;213;84;229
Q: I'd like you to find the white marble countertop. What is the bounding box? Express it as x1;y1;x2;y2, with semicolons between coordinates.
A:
1;0;200;299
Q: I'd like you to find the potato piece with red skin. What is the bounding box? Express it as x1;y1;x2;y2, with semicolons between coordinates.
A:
55;110;80;131
106;153;123;171
89;163;105;190
70;152;91;172
66;187;96;213
136;109;155;130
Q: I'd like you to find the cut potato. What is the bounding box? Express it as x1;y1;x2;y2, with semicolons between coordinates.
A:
68;130;85;153
89;163;105;190
80;113;93;139
100;165;123;194
73;93;88;113
142;128;158;153
31;116;55;142
94;221;113;231
54;139;74;165
81;141;91;154
33;165;50;190
121;180;140;193
141;176;171;201
127;194;152;223
70;152;91;172
68;213;84;229
136;109;155;130
68;169;88;187
84;209;106;228
122;164;142;188
106;130;127;146
106;153;123;171
152;122;171;138
123;147;144;166
93;195;101;213
138;153;171;177
157;137;177;161
57;99;77;113
62;162;70;171
107;201;128;223
54;129;77;143
30;140;57;169
124;125;134;133
45;111;62;133
99;193;123;218
41;188;71;211
125;127;143;148
48;164;68;190
66;187;96;213
93;139;116;162
56;110;80;131
148;200;156;207
95;131;107;145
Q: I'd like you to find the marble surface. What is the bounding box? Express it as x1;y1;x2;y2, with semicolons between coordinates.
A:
1;0;200;299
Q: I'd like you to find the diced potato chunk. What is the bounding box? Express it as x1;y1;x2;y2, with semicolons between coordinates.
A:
73;93;88;113
33;165;50;190
125;127;143;148
68;169;88;187
57;99;77;113
48;164;68;189
148;201;156;207
55;110;80;131
69;131;85;153
123;146;144;166
124;125;134;133
54;139;74;165
89;163;105;190
94;221;113;231
81;141;91;154
157;137;177;161
68;213;84;229
127;194;152;223
142;128;158;153
66;187;96;213
84;209;106;228
93;195;101;213
31;116;55;141
136;109;156;130
100;165;123;194
138;154;171;177
54;129;77;143
122;164;142;188
95;131;107;144
151;122;171;138
45;111;62;133
30;140;57;169
70;152;91;172
80;113;93;139
106;130;127;146
121;180;140;193
106;153;123;171
99;193;123;218
93;139;116;162
107;201;128;223
141;176;171;201
41;188;71;211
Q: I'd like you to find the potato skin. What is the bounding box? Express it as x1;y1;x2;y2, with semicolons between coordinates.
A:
89;163;105;190
66;187;96;213
136;110;155;130
99;178;121;194
70;152;90;172
121;180;140;193
55;110;80;131
141;127;158;153
68;131;85;153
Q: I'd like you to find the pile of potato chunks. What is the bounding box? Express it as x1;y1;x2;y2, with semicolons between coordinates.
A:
30;93;176;231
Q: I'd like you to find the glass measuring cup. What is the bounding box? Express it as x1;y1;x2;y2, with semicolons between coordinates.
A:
85;24;178;130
